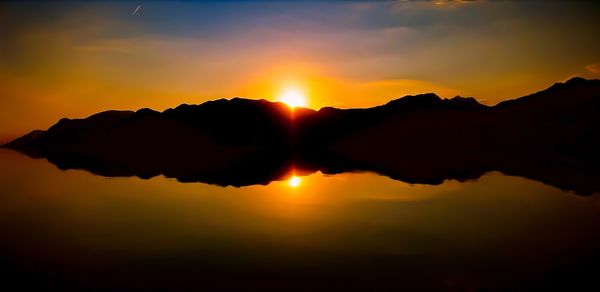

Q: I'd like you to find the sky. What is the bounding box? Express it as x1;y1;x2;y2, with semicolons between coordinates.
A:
1;0;599;142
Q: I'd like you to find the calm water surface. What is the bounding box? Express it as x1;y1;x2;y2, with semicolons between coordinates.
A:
0;149;598;291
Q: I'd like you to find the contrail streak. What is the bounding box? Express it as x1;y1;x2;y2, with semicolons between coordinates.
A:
132;4;141;16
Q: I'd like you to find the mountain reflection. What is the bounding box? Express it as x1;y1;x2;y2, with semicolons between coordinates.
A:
17;149;598;196
1;148;598;291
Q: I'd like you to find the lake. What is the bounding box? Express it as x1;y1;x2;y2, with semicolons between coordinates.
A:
0;148;598;291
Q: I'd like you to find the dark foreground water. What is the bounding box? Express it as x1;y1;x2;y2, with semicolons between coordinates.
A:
0;149;598;291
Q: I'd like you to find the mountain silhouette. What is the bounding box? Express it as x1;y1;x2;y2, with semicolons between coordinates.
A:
4;77;600;194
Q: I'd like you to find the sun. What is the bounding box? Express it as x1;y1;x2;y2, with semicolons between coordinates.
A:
278;89;307;109
288;176;301;188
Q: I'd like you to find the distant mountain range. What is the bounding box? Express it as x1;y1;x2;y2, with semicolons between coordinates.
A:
5;77;600;195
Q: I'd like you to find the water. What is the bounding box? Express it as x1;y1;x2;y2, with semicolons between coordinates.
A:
0;149;598;290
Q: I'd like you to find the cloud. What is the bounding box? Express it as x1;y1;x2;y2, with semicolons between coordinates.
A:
585;63;600;74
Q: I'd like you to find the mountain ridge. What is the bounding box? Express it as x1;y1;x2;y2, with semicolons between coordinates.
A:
3;77;599;194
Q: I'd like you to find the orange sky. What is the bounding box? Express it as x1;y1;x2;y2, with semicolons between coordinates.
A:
1;1;599;142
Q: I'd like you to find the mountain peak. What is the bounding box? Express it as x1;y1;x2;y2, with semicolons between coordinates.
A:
385;93;442;108
544;76;600;92
444;96;487;109
565;76;587;84
381;93;488;111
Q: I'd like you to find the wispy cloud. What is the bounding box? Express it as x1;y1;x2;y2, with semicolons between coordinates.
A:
585;63;600;74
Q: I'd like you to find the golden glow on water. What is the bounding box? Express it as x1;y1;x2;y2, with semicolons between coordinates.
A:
0;149;599;289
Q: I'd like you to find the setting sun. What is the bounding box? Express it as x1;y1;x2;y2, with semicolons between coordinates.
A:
278;89;307;109
288;176;301;188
